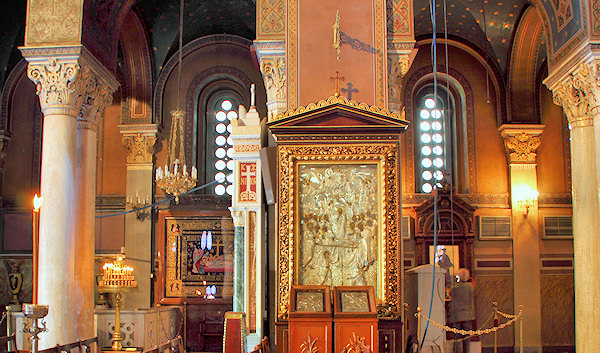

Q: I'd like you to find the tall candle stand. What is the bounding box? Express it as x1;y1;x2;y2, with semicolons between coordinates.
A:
22;195;45;353
22;303;48;353
98;256;137;351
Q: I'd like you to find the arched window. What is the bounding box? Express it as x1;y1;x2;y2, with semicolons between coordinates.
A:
204;90;243;196
415;87;455;193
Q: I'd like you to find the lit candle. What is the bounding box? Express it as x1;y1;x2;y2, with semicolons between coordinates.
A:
32;194;42;304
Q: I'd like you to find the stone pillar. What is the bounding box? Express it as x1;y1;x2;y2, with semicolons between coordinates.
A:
20;46;117;347
500;125;544;353
230;100;265;351
547;61;600;353
119;124;158;310
74;68;117;339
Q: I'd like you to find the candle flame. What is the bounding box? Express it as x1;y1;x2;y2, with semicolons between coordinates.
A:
33;194;43;211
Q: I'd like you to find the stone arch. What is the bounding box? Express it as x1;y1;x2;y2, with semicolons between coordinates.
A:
118;8;153;123
507;6;545;123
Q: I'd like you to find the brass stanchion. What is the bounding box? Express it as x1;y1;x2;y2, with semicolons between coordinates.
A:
519;305;524;353
493;301;498;353
416;306;422;353
403;303;409;352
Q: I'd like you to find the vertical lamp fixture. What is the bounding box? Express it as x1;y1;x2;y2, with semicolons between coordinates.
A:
155;0;197;203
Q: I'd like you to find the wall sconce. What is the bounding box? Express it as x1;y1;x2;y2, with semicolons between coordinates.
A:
126;192;151;221
514;185;539;217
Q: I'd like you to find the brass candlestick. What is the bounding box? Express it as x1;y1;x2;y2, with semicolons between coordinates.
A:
98;256;137;351
98;286;135;350
23;303;48;353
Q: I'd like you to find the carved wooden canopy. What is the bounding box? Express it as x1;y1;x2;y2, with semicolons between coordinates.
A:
267;95;408;140
413;188;476;271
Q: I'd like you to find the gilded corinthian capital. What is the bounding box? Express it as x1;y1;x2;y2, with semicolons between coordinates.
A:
119;124;158;165
78;76;115;131
499;125;544;164
260;57;286;102
551;62;600;128
27;59;87;116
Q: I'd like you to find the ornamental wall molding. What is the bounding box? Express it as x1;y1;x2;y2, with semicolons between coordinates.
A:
260;57;286;103
499;124;544;164
119;124;158;165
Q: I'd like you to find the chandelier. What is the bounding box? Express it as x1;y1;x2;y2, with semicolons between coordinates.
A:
155;0;197;203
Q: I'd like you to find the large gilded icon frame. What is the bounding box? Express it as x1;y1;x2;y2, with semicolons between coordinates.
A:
277;143;400;319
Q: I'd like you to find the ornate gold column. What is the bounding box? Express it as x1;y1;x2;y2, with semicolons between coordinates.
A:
74;63;117;340
119;124;158;309
20;46;114;347
499;124;544;352
230;99;265;351
547;61;600;353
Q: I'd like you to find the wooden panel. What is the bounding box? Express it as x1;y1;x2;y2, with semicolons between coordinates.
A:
275;322;289;353
289;319;332;353
334;319;378;353
378;319;402;353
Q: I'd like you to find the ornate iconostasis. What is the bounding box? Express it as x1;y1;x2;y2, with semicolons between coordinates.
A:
156;211;234;303
268;96;409;322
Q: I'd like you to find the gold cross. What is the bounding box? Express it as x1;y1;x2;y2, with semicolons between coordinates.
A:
330;71;345;97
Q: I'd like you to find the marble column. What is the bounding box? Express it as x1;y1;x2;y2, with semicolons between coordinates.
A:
548;62;600;353
19;50;80;347
231;210;245;312
21;47;118;347
230;99;265;351
74;71;117;339
500;125;544;353
119;124;158;310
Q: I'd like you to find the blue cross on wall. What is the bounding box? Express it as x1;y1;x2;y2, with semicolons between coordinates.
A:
341;82;359;100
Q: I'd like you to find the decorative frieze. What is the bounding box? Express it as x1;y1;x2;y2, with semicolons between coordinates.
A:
499;125;544;164
25;0;82;46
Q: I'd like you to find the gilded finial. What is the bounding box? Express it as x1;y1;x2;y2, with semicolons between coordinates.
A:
333;10;341;61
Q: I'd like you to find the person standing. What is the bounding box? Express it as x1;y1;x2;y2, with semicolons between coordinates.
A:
448;268;475;353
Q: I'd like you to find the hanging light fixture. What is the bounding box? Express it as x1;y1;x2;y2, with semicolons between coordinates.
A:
155;0;197;203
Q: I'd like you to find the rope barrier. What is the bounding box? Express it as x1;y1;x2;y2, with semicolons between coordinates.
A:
445;311;495;343
415;305;524;337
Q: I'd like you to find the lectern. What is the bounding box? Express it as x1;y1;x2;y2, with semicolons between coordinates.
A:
289;285;332;353
333;286;378;353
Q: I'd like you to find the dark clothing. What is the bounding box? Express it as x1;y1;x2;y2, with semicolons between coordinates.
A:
452;320;473;353
448;282;475;353
448;282;475;322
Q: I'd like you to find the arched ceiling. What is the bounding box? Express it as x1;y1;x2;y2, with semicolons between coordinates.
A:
0;0;557;92
414;0;531;75
135;0;256;74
